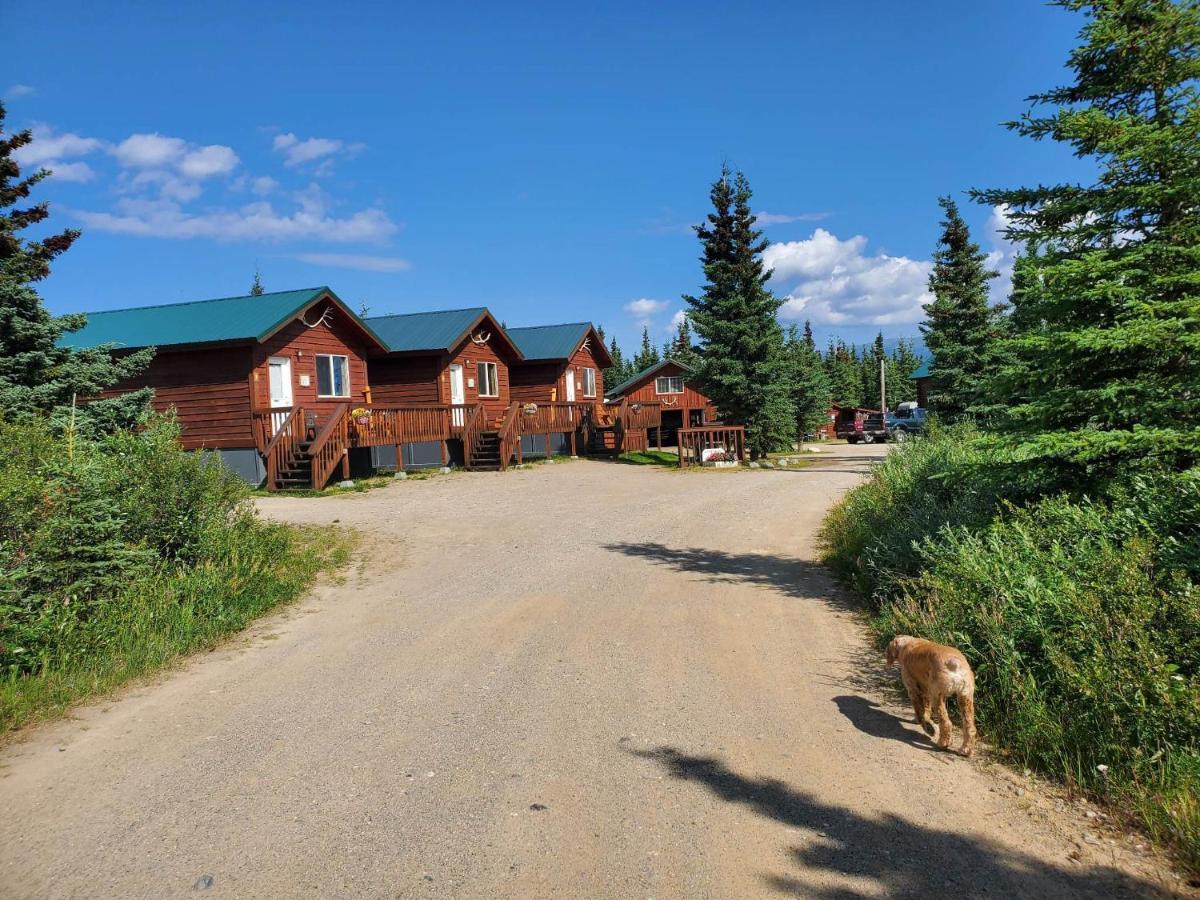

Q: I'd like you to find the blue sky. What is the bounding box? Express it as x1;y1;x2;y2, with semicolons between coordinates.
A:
7;0;1087;354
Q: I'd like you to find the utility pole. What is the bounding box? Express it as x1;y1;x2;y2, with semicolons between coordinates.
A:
880;359;887;417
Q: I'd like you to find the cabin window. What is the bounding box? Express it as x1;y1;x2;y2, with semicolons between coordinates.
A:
316;354;350;398
477;361;499;398
656;375;684;395
581;367;596;397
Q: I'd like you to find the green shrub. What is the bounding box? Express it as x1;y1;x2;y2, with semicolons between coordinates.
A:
0;415;352;733
821;431;1200;869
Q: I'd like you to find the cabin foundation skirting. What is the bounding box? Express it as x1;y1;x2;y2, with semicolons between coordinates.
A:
196;448;267;486
520;434;569;457
367;442;446;471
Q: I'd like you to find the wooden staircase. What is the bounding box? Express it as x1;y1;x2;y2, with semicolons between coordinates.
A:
470;430;503;471
274;439;315;488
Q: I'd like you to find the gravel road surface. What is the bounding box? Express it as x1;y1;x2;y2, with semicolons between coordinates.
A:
0;444;1188;898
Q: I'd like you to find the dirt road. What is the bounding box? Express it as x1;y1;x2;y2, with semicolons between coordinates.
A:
0;446;1186;898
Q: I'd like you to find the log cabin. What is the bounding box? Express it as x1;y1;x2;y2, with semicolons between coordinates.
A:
362;307;524;470
506;322;612;457
604;359;717;450
60;286;388;484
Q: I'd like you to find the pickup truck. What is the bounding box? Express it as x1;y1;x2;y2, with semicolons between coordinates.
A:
886;406;929;441
838;412;889;444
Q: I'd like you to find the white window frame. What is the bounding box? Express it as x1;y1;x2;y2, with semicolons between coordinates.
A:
656;375;684;395
316;353;351;398
477;361;500;398
581;366;596;398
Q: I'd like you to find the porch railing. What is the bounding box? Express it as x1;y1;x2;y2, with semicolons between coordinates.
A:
497;403;520;471
458;403;485;469
261;406;305;491
309;402;351;488
677;425;747;468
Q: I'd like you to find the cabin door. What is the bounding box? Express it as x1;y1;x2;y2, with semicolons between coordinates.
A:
268;356;293;434
449;364;465;426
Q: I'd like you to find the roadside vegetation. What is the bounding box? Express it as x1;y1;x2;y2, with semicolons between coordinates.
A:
0;107;351;736
823;1;1200;870
0;416;353;736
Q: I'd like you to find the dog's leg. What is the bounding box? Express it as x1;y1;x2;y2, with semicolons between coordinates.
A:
934;694;953;750
958;692;976;757
902;673;934;734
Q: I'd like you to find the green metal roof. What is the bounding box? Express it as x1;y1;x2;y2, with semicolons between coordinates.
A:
506;322;592;360
910;360;931;379
363;307;490;353
605;358;692;400
58;287;386;351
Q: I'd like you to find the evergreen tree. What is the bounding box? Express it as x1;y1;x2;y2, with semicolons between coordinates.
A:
786;323;832;438
920;196;1002;419
249;268;265;296
632;326;660;372
0;103;152;429
683;166;794;456
604;335;627;388
825;340;863;408
889;339;923;407
973;0;1200;476
670;314;700;367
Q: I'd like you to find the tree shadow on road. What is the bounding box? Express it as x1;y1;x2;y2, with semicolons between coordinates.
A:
623;744;1167;898
601;541;853;608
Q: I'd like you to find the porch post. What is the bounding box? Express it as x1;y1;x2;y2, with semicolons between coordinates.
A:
441;440;449;466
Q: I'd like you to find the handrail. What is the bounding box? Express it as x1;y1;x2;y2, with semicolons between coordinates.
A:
459;402;485;469
308;403;350;489
497;403;520;472
516;401;594;436
677;425;746;467
261;406;304;491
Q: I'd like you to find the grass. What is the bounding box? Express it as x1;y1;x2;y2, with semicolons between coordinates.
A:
819;427;1200;872
617;450;680;467
0;523;355;738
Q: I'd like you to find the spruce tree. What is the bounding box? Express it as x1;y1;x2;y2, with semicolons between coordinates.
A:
671;315;700;368
973;0;1200;476
920;196;1002;419
786;323;832;438
889;339;923;407
0;102;153;428
683;166;794;456
824;341;863;408
604;335;627;388
249;268;265;296
632;326;660;372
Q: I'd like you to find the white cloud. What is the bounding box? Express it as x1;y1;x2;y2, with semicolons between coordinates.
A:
755;210;832;225
5;84;34;99
12;125;102;166
111;133;187;168
294;252;411;272
44;161;96;183
273;133;361;171
252;176;278;195
765;228;933;326
669;309;689;332
624;298;670;325
73;194;397;244
178;144;239;179
985;204;1018;304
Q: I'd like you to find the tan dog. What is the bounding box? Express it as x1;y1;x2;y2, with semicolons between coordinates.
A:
886;635;976;757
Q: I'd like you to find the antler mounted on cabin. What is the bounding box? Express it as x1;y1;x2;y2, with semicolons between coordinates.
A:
299;307;335;329
470;330;491;345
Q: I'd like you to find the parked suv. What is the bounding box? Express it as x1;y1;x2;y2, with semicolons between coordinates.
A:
841;412;889;444
886;403;928;441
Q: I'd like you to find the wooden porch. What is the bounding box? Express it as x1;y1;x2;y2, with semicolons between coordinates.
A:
254;399;664;490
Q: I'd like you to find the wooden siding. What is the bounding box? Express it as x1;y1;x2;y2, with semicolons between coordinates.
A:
251;300;372;421
101;346;255;450
509;338;606;405
510;361;561;403
616;362;716;422
442;331;515;424
368;355;442;405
